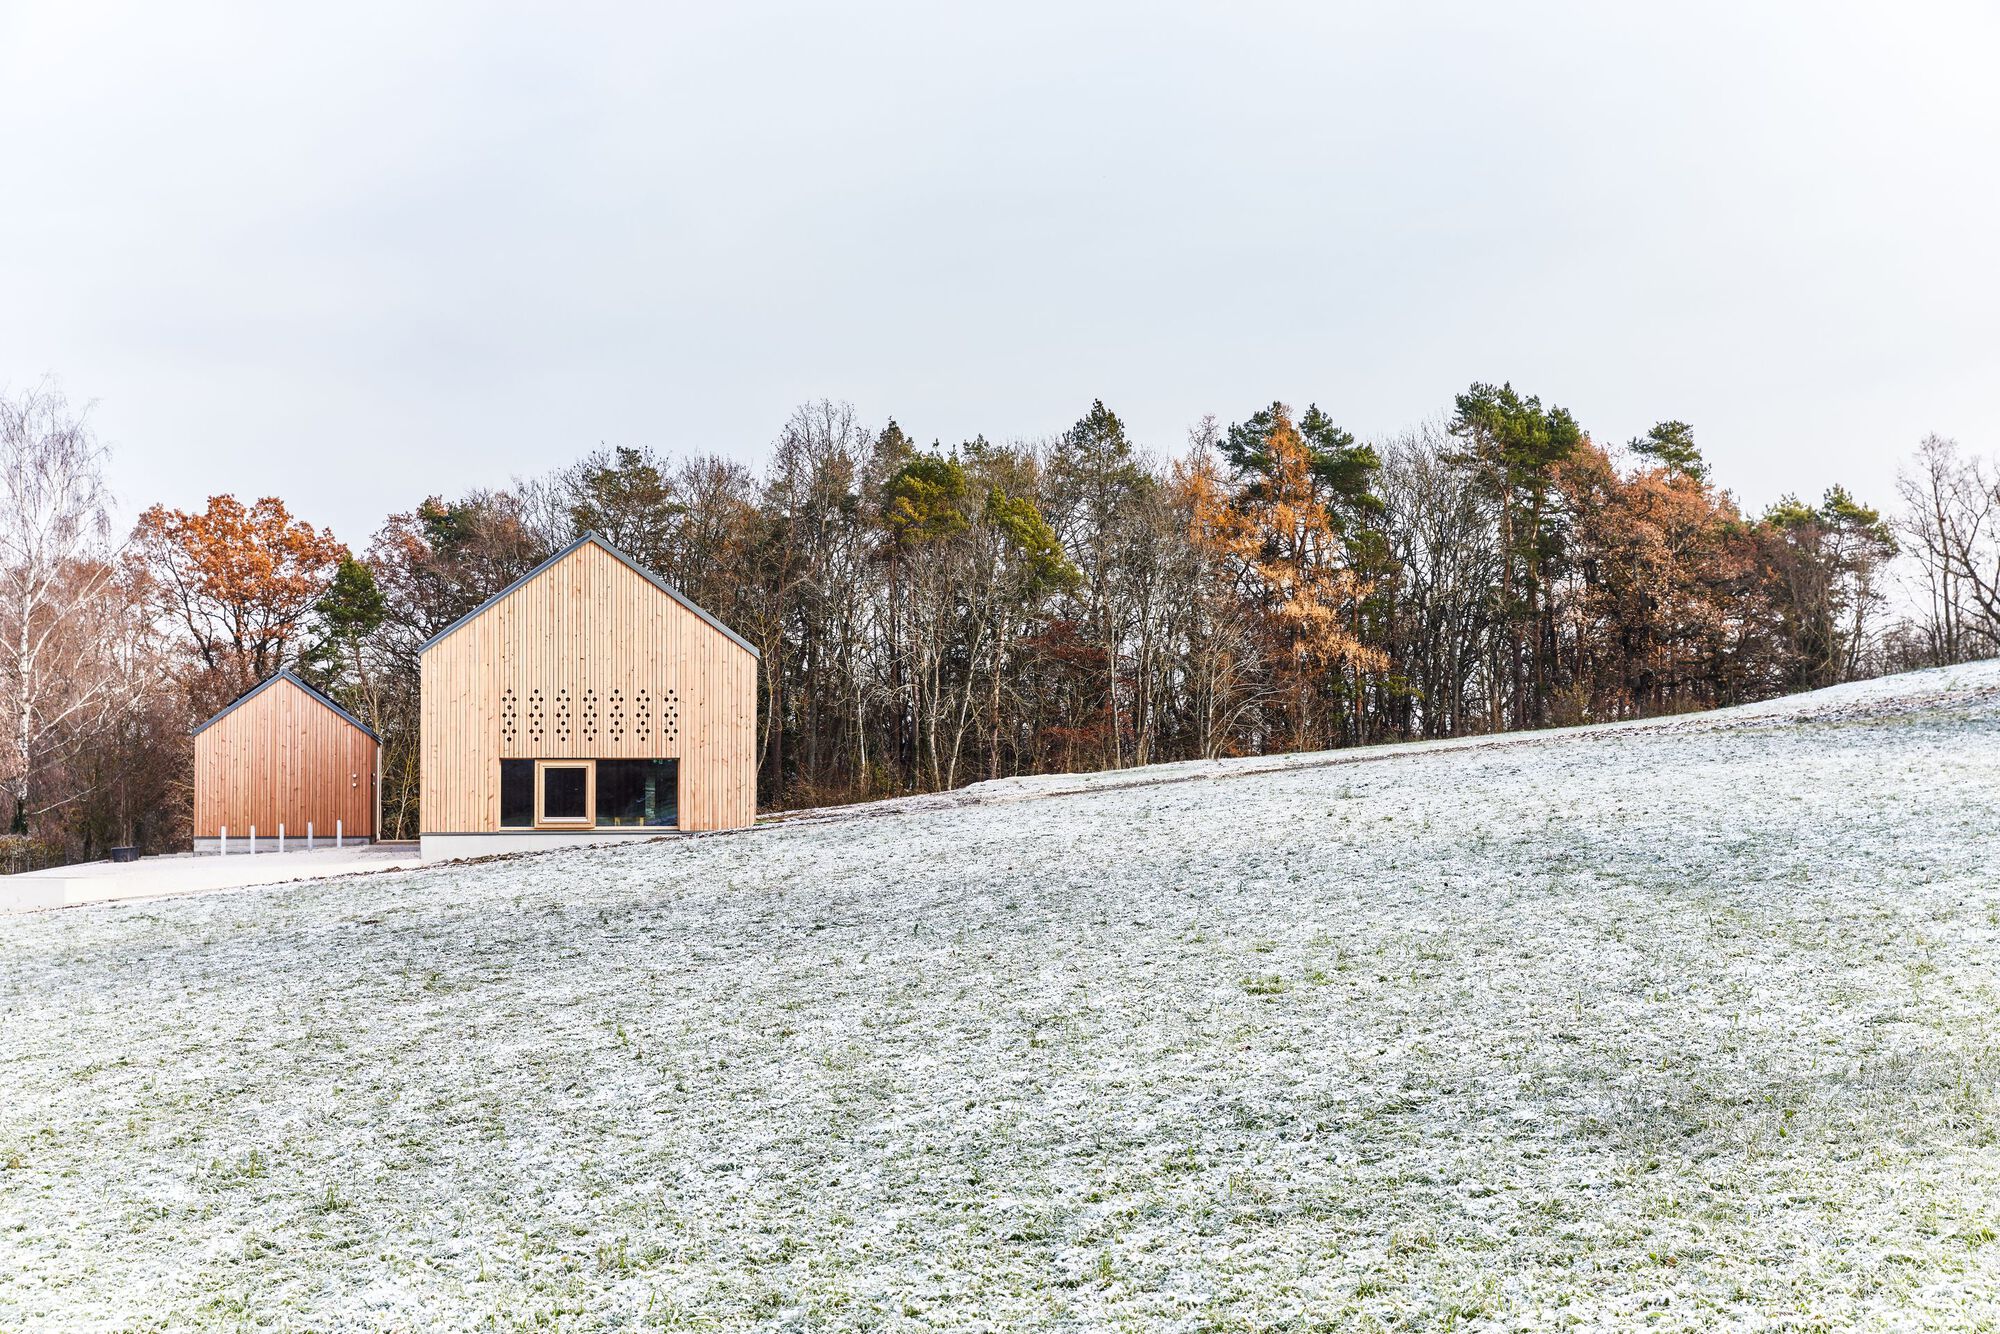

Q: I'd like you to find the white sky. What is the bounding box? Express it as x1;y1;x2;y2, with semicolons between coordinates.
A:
3;1;1995;543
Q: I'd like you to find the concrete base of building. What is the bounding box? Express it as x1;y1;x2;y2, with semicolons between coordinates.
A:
193;834;374;855
419;830;680;861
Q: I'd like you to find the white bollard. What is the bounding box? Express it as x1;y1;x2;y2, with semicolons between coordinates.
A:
335;819;343;850
278;823;285;854
219;826;227;856
307;822;314;850
249;825;256;855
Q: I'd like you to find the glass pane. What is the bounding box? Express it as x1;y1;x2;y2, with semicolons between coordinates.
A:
594;759;680;827
542;766;589;820
500;761;534;827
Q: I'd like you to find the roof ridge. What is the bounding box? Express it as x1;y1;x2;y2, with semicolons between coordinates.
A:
191;670;381;741
415;532;759;659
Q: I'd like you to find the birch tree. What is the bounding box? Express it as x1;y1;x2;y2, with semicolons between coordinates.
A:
1897;435;2000;662
0;383;153;835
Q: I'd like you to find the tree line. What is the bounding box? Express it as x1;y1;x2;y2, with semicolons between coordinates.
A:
3;378;1995;866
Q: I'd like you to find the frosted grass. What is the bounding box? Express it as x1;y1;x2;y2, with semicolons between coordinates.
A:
2;662;1998;1329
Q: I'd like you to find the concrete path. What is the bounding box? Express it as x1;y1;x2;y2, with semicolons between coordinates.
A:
1;844;426;914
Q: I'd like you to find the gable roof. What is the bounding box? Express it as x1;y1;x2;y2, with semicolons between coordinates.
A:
416;531;759;659
192;670;381;742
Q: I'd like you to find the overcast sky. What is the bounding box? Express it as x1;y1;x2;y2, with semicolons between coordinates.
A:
3;1;1995;543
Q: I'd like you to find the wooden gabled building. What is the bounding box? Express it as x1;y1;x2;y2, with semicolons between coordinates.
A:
416;532;758;858
193;670;380;849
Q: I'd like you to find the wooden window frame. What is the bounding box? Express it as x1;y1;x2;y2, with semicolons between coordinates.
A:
534;759;595;828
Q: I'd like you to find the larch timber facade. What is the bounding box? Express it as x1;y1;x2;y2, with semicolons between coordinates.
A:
192;670;380;850
417;533;759;859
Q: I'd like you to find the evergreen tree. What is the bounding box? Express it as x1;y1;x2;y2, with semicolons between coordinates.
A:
567;445;678;569
298;555;387;717
1448;382;1582;727
1631;420;1708;482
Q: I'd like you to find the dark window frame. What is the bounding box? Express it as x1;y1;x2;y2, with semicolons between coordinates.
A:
594;758;681;828
497;758;681;831
500;759;534;828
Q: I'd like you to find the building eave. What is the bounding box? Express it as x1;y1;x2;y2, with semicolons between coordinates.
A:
414;531;760;660
191;670;381;743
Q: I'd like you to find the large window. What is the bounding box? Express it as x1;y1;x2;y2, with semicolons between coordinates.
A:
501;760;534;828
496;758;679;829
595;759;679;827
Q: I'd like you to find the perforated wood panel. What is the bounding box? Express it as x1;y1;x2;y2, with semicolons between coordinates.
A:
419;541;757;833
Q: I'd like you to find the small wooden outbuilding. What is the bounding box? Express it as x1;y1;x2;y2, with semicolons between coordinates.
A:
417;532;758;859
192;671;380;849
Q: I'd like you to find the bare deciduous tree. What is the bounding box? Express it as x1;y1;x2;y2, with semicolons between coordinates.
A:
1897;435;2000;663
0;382;154;835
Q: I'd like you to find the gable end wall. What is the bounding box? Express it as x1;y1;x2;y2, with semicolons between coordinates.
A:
192;677;379;839
418;542;757;833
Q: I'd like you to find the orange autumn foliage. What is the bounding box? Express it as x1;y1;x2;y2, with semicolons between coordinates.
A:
133;495;347;706
1184;406;1386;746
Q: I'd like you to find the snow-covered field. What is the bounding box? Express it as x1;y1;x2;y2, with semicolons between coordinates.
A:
4;663;1999;1331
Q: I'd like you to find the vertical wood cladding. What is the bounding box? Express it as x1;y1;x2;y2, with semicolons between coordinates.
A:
193;677;378;839
419;540;757;833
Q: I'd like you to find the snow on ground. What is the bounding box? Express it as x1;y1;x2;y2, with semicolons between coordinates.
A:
3;662;1999;1330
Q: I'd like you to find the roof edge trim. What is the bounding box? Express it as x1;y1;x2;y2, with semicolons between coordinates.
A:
414;532;760;659
191;670;382;742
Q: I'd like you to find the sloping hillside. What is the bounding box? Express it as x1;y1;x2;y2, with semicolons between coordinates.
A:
3;662;1999;1330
